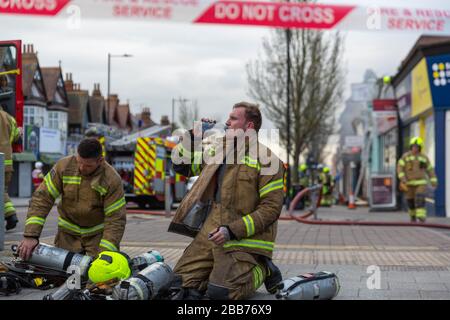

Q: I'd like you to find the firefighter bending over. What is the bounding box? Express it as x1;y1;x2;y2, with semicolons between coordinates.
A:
397;137;437;223
17;138;127;260
169;102;284;300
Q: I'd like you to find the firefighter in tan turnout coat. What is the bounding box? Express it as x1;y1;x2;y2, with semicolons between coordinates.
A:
17;138;127;260
169;102;285;300
0;105;20;230
397;136;437;223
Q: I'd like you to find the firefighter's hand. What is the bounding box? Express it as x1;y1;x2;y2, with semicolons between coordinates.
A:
208;227;230;246
17;237;39;261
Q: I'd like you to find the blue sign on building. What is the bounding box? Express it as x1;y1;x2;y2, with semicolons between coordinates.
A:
426;54;450;108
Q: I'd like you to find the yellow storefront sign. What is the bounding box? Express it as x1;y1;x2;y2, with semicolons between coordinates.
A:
412;58;433;117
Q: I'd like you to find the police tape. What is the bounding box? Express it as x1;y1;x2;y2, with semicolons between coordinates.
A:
1;0;450;33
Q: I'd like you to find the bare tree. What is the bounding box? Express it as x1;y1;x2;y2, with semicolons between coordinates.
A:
247;22;345;183
178;99;199;129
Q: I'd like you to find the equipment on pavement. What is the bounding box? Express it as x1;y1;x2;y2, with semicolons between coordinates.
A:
111;262;173;300
88;251;131;284
130;250;164;272
11;243;92;277
42;284;93;300
275;271;340;300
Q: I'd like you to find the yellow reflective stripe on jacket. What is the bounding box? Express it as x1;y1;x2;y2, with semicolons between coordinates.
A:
242;215;255;237
4;159;12;166
430;177;438;183
259;179;284;198
8;116;19;143
58;217;104;235
406;179;428;186
104;197;126;216
44;173;60;199
398;172;405;178
428;164;434;171
253;265;264;289
398;159;405;167
223;239;274;251
93;185;108;196
62;176;81;185
25;217;46;226
418;156;427;162
241;156;261;171
100;239;118;252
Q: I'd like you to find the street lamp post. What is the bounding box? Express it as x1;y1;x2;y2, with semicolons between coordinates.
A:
107;53;132;125
285;22;292;208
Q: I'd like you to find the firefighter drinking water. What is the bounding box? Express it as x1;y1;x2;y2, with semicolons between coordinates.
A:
17;138;127;260
397;137;437;223
169;102;284;300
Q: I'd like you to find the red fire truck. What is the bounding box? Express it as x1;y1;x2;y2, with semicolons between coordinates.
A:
108;134;187;209
0;40;24;153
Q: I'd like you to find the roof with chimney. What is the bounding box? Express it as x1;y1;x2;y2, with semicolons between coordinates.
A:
22;44;47;107
133;107;157;129
116;103;133;132
88;83;106;124
106;94;120;127
65;73;90;127
41;67;69;112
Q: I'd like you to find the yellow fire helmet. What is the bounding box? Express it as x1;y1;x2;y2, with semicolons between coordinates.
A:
299;164;307;172
323;167;330;173
88;251;131;284
409;136;424;149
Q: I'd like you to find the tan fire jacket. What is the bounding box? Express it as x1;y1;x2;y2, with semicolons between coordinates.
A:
397;151;437;187
169;133;285;258
0;107;20;172
24;156;127;253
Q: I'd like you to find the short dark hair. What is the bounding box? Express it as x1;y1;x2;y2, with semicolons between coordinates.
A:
233;101;262;131
77;138;102;159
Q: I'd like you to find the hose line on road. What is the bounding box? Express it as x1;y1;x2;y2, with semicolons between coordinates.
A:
126;186;450;230
287;186;450;230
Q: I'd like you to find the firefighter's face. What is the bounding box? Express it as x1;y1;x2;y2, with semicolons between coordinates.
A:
411;145;420;154
225;107;254;131
76;155;103;176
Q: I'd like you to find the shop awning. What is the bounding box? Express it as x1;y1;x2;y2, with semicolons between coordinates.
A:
12;152;37;162
40;153;64;165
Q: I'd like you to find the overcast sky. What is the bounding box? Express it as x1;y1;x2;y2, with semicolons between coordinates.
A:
1;0;449;160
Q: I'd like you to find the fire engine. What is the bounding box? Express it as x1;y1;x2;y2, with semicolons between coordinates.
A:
0;40;24;153
108;134;187;209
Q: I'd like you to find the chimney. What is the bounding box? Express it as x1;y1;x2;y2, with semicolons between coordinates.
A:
160;115;170;126
65;73;73;91
92;83;102;97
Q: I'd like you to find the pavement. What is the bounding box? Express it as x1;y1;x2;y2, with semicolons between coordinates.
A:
1;197;450;300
